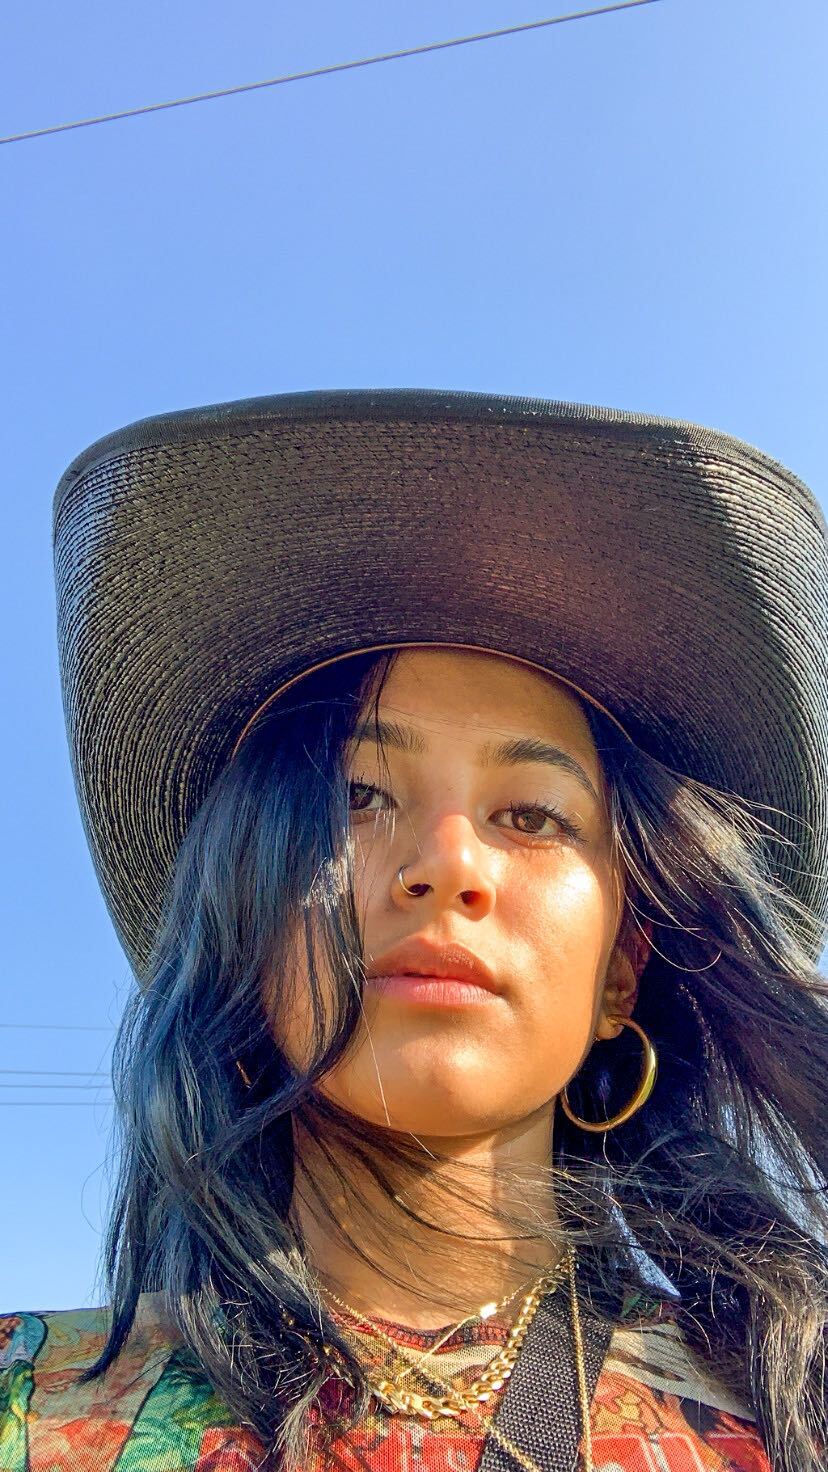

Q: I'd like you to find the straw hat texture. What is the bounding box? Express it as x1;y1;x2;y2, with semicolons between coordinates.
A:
52;389;828;979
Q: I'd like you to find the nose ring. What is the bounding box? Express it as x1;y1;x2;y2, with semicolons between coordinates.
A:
397;865;431;897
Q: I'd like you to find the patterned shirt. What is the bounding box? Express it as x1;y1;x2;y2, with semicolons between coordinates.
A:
0;1292;771;1471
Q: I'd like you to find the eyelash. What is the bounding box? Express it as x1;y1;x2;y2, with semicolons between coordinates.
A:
347;781;583;843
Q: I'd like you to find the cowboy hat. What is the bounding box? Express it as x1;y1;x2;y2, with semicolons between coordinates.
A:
52;388;828;978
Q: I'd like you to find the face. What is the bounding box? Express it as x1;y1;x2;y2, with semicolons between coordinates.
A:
274;648;640;1139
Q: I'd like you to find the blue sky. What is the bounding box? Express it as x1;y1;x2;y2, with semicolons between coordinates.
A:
2;0;826;1311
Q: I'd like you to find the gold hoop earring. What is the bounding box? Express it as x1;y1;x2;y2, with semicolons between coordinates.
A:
559;1016;657;1132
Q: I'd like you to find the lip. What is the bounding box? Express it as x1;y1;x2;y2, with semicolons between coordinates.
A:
366;974;501;1007
365;938;501;997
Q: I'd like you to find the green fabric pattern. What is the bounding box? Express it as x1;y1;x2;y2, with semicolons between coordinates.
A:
0;1360;33;1472
0;1314;48;1472
113;1349;237;1472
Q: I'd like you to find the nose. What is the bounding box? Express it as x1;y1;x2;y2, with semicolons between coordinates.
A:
392;812;496;916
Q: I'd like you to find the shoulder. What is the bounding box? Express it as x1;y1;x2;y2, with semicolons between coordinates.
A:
1;1293;174;1385
595;1299;772;1471
0;1295;262;1471
607;1300;754;1418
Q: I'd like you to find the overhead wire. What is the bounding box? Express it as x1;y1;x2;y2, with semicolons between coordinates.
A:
0;1083;112;1090
0;1074;113;1103
0;0;662;147
0;1101;114;1107
0;1069;109;1078
1;1030;114;1103
0;1022;113;1032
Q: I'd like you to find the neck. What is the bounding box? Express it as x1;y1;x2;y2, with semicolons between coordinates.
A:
290;1101;564;1330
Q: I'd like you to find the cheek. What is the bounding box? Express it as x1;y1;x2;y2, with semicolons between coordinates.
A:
508;854;614;957
500;856;618;1027
262;945;330;1074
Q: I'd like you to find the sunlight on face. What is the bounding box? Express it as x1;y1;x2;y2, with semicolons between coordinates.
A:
276;648;626;1138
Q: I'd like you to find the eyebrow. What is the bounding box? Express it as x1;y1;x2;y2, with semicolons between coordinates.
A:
352;718;600;803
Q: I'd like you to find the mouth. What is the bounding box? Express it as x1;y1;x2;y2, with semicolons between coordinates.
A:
365;973;501;1007
364;939;502;1007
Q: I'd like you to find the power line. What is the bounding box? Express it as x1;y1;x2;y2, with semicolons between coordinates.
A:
0;1082;112;1090
0;1100;114;1107
0;1069;109;1078
0;0;662;147
0;1022;113;1032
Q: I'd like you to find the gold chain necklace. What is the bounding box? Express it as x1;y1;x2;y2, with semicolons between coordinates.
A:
325;1256;567;1419
320;1246;593;1472
322;1273;532;1389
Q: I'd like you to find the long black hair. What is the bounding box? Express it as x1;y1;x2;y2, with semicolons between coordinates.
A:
83;650;828;1471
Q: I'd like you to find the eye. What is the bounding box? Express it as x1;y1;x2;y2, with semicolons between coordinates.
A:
348;780;390;815
348;783;581;842
497;803;582;841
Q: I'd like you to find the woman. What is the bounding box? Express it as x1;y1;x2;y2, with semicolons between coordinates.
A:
2;389;826;1472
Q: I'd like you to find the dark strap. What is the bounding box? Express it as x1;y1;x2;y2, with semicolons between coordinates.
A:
478;1285;613;1472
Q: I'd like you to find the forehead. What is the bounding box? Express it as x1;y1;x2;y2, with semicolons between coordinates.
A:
363;648;601;766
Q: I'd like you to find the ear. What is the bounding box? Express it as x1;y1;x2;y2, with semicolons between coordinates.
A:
594;917;652;1042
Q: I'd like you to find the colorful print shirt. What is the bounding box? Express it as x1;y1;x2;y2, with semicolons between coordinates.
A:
0;1292;771;1471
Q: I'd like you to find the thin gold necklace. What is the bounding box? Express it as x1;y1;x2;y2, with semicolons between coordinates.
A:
321;1246;593;1472
322;1271;534;1388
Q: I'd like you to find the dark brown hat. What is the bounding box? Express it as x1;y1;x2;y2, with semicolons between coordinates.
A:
52;388;828;979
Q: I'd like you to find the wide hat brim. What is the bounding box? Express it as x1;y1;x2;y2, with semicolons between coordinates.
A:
53;388;828;978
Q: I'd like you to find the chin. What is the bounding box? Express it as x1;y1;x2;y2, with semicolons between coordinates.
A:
319;1071;551;1136
320;1045;556;1139
346;1099;544;1139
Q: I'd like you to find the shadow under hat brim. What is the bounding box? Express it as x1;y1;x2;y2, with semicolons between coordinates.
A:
53;388;828;979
